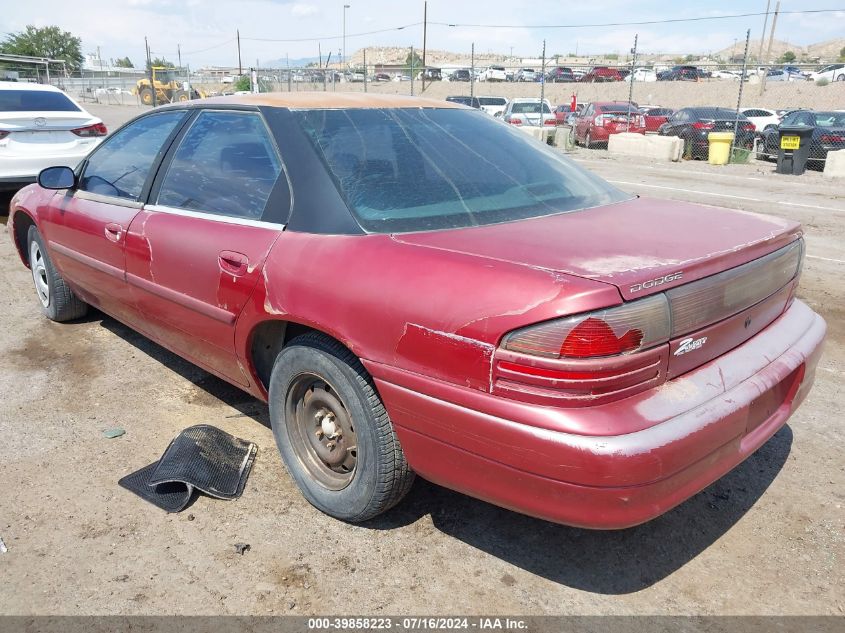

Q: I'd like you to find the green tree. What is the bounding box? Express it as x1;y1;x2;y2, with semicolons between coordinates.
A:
233;75;251;91
0;25;83;71
114;56;134;68
147;56;175;70
839;46;845;61
778;50;796;63
404;49;423;72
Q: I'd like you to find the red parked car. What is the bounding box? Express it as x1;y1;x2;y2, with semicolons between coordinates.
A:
574;101;646;148
641;106;674;133
7;93;825;528
580;66;623;82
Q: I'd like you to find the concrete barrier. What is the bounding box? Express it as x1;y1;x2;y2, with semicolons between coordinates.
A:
823;150;845;178
608;132;683;161
517;125;556;144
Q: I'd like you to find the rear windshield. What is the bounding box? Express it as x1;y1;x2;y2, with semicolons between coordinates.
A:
294;108;629;233
691;108;747;120
814;112;845;127
0;89;81;112
598;104;637;113
478;97;506;106
511;102;551;114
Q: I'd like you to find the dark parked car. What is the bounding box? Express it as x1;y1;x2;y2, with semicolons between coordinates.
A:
658;107;756;158
756;110;845;164
657;65;703;81
546;67;576;83
580;67;623;82
445;95;481;108
641;107;674;133
7;93;825;529
450;69;472;82
374;73;391;82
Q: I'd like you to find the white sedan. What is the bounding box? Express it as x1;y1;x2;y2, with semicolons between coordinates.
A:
0;82;107;191
809;64;845;83
740;108;781;132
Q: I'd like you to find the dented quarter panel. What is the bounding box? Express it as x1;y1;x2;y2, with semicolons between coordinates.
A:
234;229;621;396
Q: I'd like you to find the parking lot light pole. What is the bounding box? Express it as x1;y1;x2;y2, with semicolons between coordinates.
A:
343;4;350;72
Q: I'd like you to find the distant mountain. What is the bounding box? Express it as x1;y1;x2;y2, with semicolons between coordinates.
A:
262;56;322;68
713;38;845;63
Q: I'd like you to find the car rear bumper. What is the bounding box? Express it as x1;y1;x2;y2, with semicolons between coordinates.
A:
0;146;97;180
370;300;825;529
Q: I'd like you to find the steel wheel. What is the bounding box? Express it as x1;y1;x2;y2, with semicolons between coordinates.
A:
286;373;358;490
29;239;50;308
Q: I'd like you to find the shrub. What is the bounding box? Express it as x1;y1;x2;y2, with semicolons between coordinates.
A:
816;78;830;86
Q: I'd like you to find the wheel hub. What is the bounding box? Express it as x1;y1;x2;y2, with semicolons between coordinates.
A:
287;375;358;490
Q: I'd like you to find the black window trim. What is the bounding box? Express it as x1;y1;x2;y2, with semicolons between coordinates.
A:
74;108;192;204
146;106;292;225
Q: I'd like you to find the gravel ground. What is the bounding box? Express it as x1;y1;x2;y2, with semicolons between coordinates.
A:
0;105;842;616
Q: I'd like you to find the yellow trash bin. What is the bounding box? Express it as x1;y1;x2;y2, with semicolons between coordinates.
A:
707;132;735;165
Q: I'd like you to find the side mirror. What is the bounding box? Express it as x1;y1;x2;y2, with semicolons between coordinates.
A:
38;166;76;190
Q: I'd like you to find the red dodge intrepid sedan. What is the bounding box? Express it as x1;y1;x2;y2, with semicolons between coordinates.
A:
7;93;826;528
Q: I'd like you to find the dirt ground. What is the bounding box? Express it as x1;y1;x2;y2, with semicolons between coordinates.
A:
0;103;842;616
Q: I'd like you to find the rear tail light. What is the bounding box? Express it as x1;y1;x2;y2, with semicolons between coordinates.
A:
821;134;845;143
693;121;715;130
508;117;522;125
743;123;756;131
0;130;9;140
666;241;801;336
71;122;108;137
502;294;670;359
544;118;556;126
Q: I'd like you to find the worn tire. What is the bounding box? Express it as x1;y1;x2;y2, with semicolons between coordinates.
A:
268;332;415;522
27;226;88;322
139;87;154;105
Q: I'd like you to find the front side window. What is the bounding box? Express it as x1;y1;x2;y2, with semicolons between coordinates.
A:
79;111;186;200
157;111;282;220
296;108;629;233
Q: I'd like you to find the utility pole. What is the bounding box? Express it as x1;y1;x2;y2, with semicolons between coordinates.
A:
539;39;546;127
422;0;428;92
364;48;367;92
177;43;182;70
470;42;475;100
410;45;415;96
237;29;242;76
759;0;780;94
145;36;157;107
734;29;751;156
758;0;771;63
627;34;638;131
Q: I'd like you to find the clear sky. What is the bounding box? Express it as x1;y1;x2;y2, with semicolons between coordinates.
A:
2;0;843;67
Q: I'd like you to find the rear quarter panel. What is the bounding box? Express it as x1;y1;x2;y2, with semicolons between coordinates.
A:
235;231;620;396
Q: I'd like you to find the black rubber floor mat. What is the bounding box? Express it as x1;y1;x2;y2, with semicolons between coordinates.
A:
119;425;257;513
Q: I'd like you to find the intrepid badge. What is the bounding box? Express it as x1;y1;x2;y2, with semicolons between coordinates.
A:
674;336;708;356
630;271;683;293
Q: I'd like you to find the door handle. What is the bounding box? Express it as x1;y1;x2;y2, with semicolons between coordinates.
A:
104;223;123;243
218;250;249;276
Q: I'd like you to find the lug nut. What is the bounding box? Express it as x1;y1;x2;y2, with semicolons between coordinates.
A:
326;441;336;451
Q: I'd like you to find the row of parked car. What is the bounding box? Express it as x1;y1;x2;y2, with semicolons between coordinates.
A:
445;92;845;164
439;62;845;84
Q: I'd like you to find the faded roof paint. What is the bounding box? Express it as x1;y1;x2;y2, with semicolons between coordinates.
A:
196;91;463;109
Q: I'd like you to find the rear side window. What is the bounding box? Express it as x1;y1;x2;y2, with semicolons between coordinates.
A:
156;111;282;220
79;111;186;200
0;89;81;112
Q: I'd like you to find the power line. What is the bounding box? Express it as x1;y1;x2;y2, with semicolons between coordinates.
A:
429;8;845;29
181;38;235;55
241;22;422;43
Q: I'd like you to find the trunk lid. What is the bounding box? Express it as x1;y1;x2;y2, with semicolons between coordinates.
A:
393;197;802;301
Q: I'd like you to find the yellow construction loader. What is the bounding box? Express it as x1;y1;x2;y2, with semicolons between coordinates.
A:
134;67;202;105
